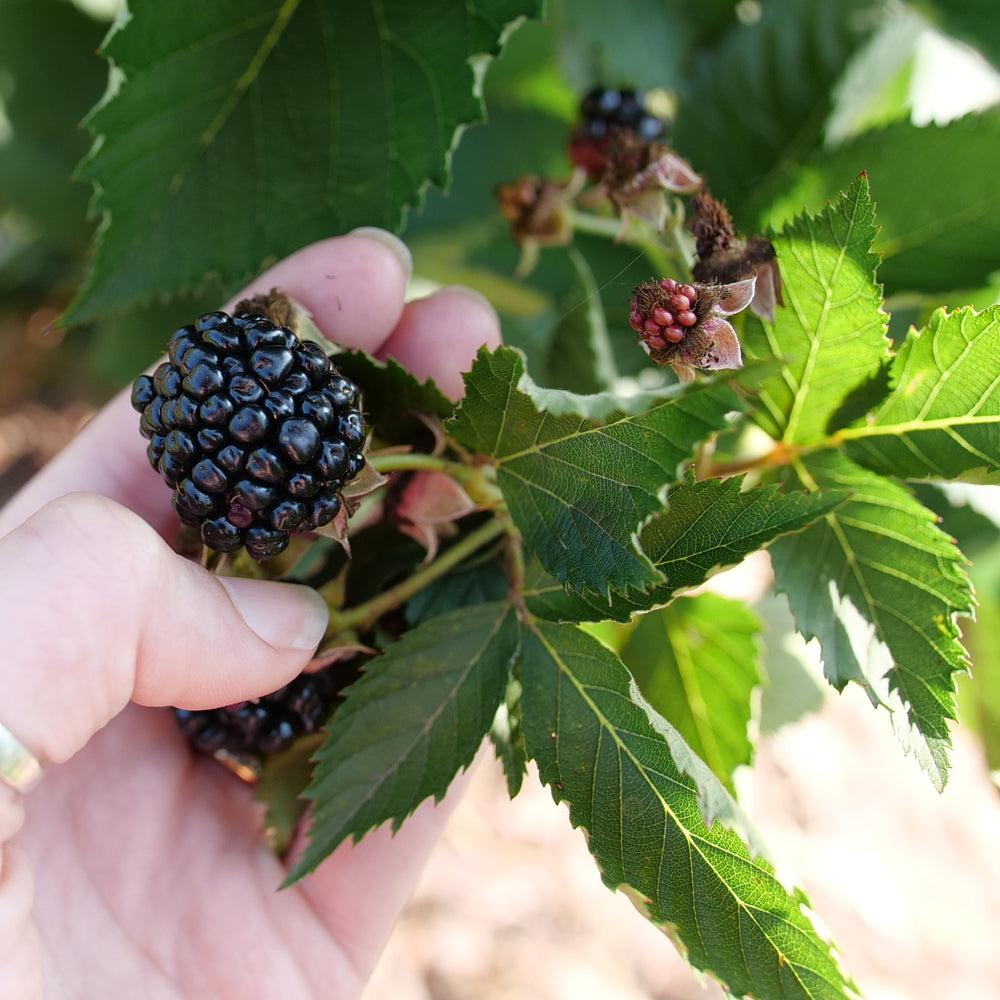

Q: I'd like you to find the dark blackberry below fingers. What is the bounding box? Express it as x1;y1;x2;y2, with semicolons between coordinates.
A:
174;667;344;763
130;306;366;558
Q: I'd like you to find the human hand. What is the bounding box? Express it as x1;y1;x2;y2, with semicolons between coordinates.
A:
0;232;501;1000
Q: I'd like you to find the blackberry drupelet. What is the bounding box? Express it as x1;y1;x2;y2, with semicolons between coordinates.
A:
570;86;668;177
131;309;366;560
175;668;342;760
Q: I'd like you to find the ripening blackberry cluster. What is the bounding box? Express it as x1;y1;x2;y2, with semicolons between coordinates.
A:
175;668;342;759
580;87;666;142
570;86;667;177
629;278;700;349
131;310;366;560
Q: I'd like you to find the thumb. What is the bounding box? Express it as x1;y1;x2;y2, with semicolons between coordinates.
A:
0;492;328;766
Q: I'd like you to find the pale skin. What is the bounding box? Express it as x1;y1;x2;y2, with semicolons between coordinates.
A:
0;232;502;999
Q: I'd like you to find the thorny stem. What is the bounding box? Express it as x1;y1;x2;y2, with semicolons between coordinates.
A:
323;518;507;639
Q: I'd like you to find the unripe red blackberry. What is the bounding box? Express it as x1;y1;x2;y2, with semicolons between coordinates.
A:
629;278;701;349
131;308;366;559
175;666;344;761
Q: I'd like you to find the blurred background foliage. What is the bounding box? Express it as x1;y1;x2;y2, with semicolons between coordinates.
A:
1;0;999;782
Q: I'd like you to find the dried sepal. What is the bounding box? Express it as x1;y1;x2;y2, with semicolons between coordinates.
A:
308;640;375;671
601;130;701;230
340;459;389;507
689;192;783;321
496;174;578;248
394;471;478;560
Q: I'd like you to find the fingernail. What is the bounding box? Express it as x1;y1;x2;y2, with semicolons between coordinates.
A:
219;577;329;652
348;227;413;279
438;285;499;322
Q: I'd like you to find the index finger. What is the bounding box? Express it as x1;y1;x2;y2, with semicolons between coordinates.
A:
0;232;411;537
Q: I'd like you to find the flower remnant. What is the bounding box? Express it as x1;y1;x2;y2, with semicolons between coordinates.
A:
689;191;783;321
601;130;701;230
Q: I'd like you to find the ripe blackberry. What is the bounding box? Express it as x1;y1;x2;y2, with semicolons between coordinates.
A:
629;278;701;350
175;668;342;761
570;86;668;177
131;309;366;559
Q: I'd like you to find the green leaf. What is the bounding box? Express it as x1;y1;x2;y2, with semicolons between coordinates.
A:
958;540;1000;777
743;176;890;444
255;733;325;856
519;622;856;999
404;553;508;627
332;350;453;444
756;594;827;735
67;0;541;321
926;0;1000;66
289;601;520;881
754;114;1000;296
617;594;762;792
448;346;738;595
672;0;881;221
837;306;1000;481
542;247;618;395
549;0;738;92
524;474;844;622
771;450;974;789
0;0;107;247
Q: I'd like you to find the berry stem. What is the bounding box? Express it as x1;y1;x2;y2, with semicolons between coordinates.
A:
369;451;503;507
323;517;507;638
706;442;800;478
568;210;684;277
200;547;230;574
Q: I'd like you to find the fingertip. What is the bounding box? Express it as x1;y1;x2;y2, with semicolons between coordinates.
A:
217;577;329;654
377;286;502;400
228;233;411;354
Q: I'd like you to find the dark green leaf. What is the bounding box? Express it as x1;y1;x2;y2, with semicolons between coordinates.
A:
344;522;425;607
0;0;106;246
743;176;890;444
520;621;856;998
404;553;508;627
542;246;618;394
549;0;738;92
618;594;762;792
753;113;1000;295
333;350;453;444
67;0;542;321
524;474;843;622
925;0;1000;66
448;346;738;595
757;594;827;735
771;450;974;789
673;0;882;222
839;306;1000;481
290;601;520;881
